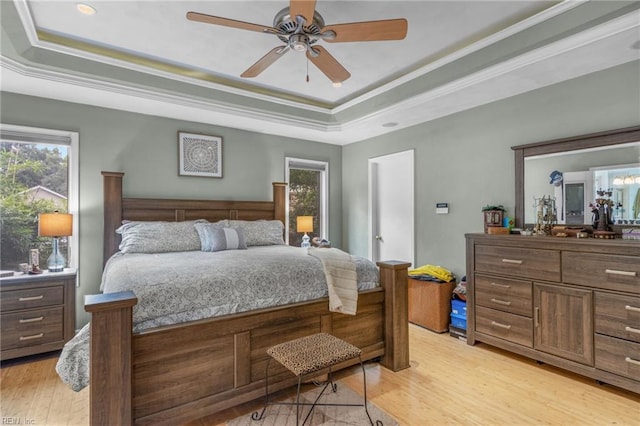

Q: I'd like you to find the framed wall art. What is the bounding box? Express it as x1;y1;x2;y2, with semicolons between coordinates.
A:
178;132;223;178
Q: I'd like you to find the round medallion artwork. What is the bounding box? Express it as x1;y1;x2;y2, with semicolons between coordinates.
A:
183;137;219;173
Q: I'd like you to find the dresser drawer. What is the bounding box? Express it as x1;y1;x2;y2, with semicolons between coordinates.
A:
563;252;640;294
475;274;532;317
475;245;560;282
1;306;64;350
595;334;640;381
475;306;533;347
595;292;640;343
1;285;64;311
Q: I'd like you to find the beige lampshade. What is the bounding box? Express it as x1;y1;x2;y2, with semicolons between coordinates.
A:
39;212;73;237
296;216;313;233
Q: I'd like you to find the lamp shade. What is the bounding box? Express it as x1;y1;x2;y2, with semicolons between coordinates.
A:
39;212;73;237
296;216;313;233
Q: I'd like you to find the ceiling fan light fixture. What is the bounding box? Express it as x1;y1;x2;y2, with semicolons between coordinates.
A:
290;34;309;51
332;82;342;88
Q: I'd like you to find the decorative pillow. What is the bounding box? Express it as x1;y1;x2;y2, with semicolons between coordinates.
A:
116;219;208;253
228;220;285;246
195;224;247;252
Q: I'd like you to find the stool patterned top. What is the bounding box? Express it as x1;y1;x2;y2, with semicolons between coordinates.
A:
267;333;362;377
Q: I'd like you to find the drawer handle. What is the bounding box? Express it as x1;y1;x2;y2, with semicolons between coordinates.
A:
19;316;44;324
605;269;637;277
18;295;44;302
490;282;511;289
501;259;523;265
491;321;512;330
491;298;512;306
625;357;640;367
625;326;640;335
625;305;640;313
19;333;44;341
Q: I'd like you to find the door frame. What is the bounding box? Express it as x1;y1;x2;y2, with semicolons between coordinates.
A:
367;149;415;266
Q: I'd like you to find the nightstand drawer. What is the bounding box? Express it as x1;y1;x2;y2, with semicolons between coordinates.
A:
595;292;640;343
475;245;560;282
595;334;640;381
1;306;64;350
476;306;533;347
0;285;64;311
475;274;532;317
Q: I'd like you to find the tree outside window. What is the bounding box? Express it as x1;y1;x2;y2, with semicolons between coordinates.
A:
0;142;69;271
286;158;328;247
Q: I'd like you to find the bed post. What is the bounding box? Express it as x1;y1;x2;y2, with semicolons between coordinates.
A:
272;182;287;225
377;260;411;372
85;291;138;426
102;171;124;266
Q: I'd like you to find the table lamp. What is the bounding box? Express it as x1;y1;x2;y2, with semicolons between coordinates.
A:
38;211;73;272
296;216;313;248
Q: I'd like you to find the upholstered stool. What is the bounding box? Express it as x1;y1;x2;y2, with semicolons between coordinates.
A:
252;333;380;425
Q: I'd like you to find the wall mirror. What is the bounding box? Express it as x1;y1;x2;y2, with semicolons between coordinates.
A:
512;126;640;228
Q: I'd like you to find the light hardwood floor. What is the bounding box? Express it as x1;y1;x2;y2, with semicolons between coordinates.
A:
2;324;639;425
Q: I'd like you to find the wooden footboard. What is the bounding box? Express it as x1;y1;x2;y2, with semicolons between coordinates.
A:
85;261;409;426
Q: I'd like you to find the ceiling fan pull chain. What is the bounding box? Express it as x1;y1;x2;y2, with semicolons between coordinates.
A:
306;58;310;83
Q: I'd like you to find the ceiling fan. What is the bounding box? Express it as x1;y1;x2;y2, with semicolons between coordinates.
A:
186;0;408;84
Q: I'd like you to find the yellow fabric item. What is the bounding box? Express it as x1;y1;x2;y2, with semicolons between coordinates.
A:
409;264;455;282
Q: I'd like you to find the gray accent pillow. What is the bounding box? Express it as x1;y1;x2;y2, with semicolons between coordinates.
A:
228;220;285;246
194;222;246;251
116;220;208;253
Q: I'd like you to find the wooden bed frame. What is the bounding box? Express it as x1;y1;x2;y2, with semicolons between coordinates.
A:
85;171;410;426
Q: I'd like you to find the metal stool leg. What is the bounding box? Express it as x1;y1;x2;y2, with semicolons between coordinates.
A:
251;357;272;421
360;356;382;426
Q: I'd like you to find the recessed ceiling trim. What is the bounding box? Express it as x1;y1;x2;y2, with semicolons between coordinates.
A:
13;0;332;113
332;0;582;114
339;12;640;133
13;0;577;115
3;9;637;145
0;55;335;132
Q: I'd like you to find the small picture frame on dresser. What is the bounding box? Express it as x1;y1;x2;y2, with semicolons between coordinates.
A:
29;249;39;268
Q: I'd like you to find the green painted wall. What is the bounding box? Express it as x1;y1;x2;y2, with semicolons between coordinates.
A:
2;61;639;327
0;94;343;327
342;61;640;279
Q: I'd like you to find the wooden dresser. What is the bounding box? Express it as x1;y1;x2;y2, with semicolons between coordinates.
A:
1;269;76;361
465;234;639;394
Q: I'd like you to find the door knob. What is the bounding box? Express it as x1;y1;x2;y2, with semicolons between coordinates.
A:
375;235;382;240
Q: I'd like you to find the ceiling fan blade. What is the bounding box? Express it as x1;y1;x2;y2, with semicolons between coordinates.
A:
241;46;289;78
290;0;317;23
186;12;279;35
306;46;350;83
322;19;408;42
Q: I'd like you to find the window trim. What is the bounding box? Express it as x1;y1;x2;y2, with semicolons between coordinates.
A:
0;124;79;278
284;157;329;245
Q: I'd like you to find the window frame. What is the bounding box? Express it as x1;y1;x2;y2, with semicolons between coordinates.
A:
0;124;79;275
284;157;329;245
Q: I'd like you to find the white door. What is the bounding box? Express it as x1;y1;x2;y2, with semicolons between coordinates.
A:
368;150;414;266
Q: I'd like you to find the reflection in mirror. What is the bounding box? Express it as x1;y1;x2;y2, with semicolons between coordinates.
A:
524;142;640;225
593;163;640;222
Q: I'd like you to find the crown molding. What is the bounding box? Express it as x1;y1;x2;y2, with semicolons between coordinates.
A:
3;4;638;145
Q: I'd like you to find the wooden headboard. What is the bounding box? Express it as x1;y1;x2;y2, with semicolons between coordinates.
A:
102;171;287;265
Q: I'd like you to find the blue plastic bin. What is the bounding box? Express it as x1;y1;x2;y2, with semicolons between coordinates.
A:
450;313;467;330
451;299;467;317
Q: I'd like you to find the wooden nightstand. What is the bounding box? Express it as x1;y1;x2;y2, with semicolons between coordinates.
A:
1;268;76;361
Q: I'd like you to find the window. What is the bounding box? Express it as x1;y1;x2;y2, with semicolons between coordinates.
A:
0;124;79;272
285;157;328;246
